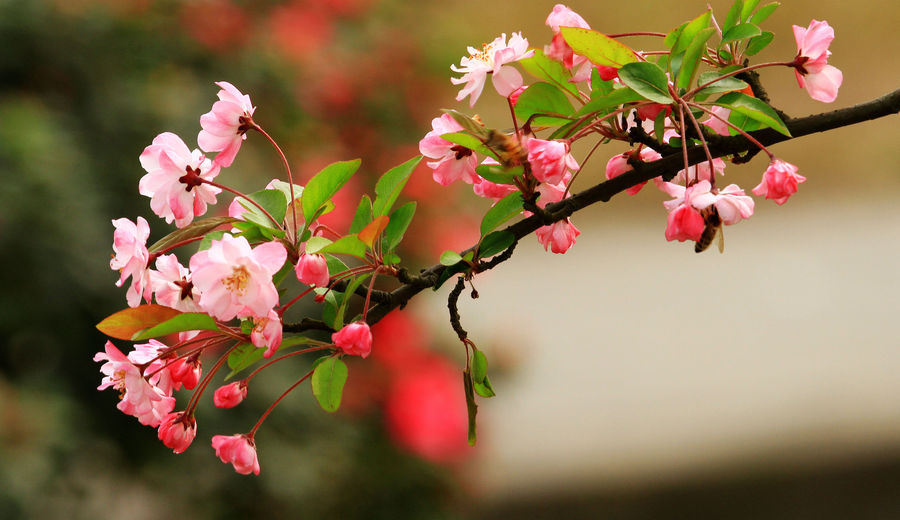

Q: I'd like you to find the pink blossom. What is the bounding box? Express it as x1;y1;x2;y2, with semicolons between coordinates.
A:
332;321;373;358
139;132;221;228
665;203;705;242
473;160;519;200
110;217;152;308
211;434;260;475
166;355;202;391
418;113;479;186
793;20;842;103
704;184;755;225
189;234;287;321
198;81;256;167
213;381;248;409
250;309;282;358
544;4;590;70
703;106;731;136
527;139;579;185
158;412;197;454
150;254;200;312
295;253;330;288
605;148;663;195
508;85;527;106
536;219;580;254
451;32;534;107
94;341;175;427
752;159;806;205
673;157;726;184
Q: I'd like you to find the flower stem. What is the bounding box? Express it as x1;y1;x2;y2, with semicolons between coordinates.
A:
202;179;284;231
248;366;317;436
252;123;300;244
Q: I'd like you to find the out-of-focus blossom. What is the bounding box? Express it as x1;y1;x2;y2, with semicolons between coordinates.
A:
752;159;806;205
544;4;595;81
150;254;200;312
527;138;579;185
295;253;330;288
211;434;260;475
451;32;534;107
139;132;221;228
419;113;479;186
332;321;373;358
189;234;286;321
508;85;527;106
536;219;580;254
250;310;282;358
158;412;197;454
94;341;175;427
605;147;663;195
792;20;842;103
213;381;248;409
198;82;256;167
110;217;152;308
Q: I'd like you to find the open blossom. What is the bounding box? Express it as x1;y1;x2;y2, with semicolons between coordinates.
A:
451;32;534;107
214;381;248;409
139;132;221;229
189;234;287;321
198;81;256;167
94;341;175;427
689;182;755;225
110;217;152;308
527;138;579;185
419;113;479;186
150;254;200;312
211;434;260;475
753;159;806;205
295;253;330;288
250;309;282;358
545;4;590;67
158;412;197;454
793;20;842;103
661;181;708;242
605;148;663;195
332;321;373;358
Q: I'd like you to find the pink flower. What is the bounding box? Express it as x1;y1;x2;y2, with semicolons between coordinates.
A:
451;32;534;107
213;381;248;409
150;254;200;312
508;85;527;106
198;81;256;167
473;159;519;201
158;412;197;454
189;234;287;321
110;217;152;308
332;321;373;358
752;159;806;205
250;309;282;358
536;219;580;254
673;157;726;184
703;106;731;136
698;184;755;225
605;148;663;195
139;132;221;228
527;138;579;185
211;434;260;475
295;253;330;288
665;203;705;242
166;354;202;391
94;341;175;427
418;113;479;186
544;4;591;71
793;20;842;103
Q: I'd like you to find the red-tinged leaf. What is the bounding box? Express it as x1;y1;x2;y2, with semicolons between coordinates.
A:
96;305;182;340
559;27;638;69
357;215;389;248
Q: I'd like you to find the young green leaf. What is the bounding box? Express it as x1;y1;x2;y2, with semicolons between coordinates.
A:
478;230;515;259
335;273;370;329
575;87;643;117
349;194;374;234
97;305;182;340
740;0;762;22
440;250;464;266
301;159;361;224
131;312;219;341
716;91;790;136
745;31;774;56
677;26;715;89
382;202;416;253
248;189;288;225
480;192;524;237
311;356;348;413
720;23;762;46
475;164;522;185
317;235;367;258
694;71;749;96
372;156;421;217
558;27;638;68
472;350;488;384
474;374;496;398
304;236;333;254
590;67;615;96
671;10;711;56
618;62;673;104
514;82;575;127
149;216;238;253
749;2;779;26
519;49;580;98
226;343;264;379
721;0;743;34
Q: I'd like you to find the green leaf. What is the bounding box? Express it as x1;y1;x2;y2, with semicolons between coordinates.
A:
440;250;464;266
97;305;182;340
514;82;575;127
149;216;238;253
716;91;790;136
373;156;420;217
304;236;333;254
324;254;349;275
472;350;488;384
559;27;638;68
654;109;668;143
383;253;401;265
320;289;340;330
720;23;761;46
664;21;687;50
463;370;478;445
474;373;496;398
131;313;219;341
475;164;522;185
301;159;361;224
433;262;470;291
441;109;490;139
480;192;524;237
335;274;370;329
198;230;229;251
722;0;743;34
226;343;264;377
671;10;711;56
246;188;288;227
439;131;495;159
382;202;416;253
618;62;673;104
318;235;367;258
477;231;515;259
590;67;615;96
349;194;374;234
575;87;643;117
740;0;761;22
519;49;580;98
694;72;749;96
749;2;779;26
677;27;715;89
745;31;774;56
311;357;348;413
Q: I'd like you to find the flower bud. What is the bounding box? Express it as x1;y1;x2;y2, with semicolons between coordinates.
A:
295;253;330;288
158;412;197;454
214;381;248;409
332;321;373;358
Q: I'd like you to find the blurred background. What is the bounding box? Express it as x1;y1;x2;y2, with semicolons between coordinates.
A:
1;0;898;518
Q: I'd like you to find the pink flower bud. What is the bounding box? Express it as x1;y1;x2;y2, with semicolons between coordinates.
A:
250;309;283;358
665;203;705;242
295;253;330;288
752;159;806;205
211;434;260;475
168;355;202;390
605;148;662;195
214;381;248;409
526;138;578;185
158;412;197;454
332;321;373;358
536;219;580;254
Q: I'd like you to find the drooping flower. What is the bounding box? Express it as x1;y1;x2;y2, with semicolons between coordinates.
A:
693;183;755;225
110;217;152;308
150;254;200;312
418;113;479;186
189;234;287;321
158;412;197;454
332;321;373;358
536;219;580;254
527;138;579;185
752;159;806;205
166;354;202;391
250;309;282;358
94;341;175;427
213;381;248;409
295;253;330;288
211;434;260;475
198;81;256;167
605;147;663;195
451;32;534;107
661;182;708;243
792;20;842;103
544;4;590;67
139;132;222;229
